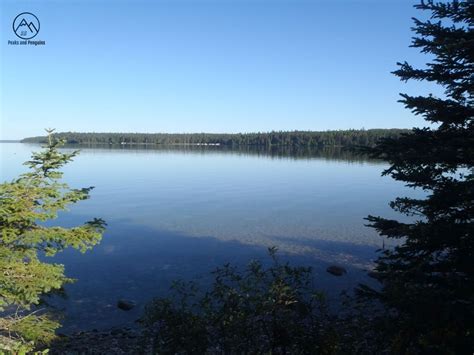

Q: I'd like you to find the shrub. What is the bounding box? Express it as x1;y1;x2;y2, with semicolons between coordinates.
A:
142;248;339;354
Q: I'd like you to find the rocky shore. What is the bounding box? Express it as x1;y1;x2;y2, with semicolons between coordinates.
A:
49;328;153;355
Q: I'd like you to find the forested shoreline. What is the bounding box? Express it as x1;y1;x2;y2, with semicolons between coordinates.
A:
21;129;408;147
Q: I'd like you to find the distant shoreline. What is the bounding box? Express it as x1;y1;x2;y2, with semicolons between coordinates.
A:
19;142;223;146
20;129;409;148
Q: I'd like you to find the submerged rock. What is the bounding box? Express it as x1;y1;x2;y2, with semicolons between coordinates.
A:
367;271;382;280
326;265;347;276
117;299;136;311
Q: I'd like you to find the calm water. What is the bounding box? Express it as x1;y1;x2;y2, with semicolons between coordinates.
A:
1;143;409;332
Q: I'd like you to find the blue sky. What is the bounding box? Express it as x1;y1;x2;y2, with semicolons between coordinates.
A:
1;0;435;139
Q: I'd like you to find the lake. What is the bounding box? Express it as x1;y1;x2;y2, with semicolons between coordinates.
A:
1;143;409;332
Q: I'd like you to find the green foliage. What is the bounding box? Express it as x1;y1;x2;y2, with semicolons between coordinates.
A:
360;1;474;353
0;129;105;352
21;129;408;148
142;248;339;354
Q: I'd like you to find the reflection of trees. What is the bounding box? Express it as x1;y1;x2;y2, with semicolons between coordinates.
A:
22;143;380;164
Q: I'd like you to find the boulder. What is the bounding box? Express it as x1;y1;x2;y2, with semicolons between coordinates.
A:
117;299;136;311
326;265;347;276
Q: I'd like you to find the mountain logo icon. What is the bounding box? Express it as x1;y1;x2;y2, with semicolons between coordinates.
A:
13;12;40;40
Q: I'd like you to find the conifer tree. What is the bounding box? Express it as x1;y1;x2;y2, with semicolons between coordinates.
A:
360;1;474;353
0;130;106;352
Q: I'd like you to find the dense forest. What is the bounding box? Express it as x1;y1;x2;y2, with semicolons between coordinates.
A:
21;129;408;147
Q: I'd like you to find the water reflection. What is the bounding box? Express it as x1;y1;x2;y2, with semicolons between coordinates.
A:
21;142;380;163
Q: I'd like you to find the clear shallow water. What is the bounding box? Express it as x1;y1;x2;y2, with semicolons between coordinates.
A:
1;143;410;332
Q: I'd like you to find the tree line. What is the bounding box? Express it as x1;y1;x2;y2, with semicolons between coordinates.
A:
21;129;408;147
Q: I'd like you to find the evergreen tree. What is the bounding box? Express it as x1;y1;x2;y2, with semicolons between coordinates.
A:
0;130;106;352
360;1;474;353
